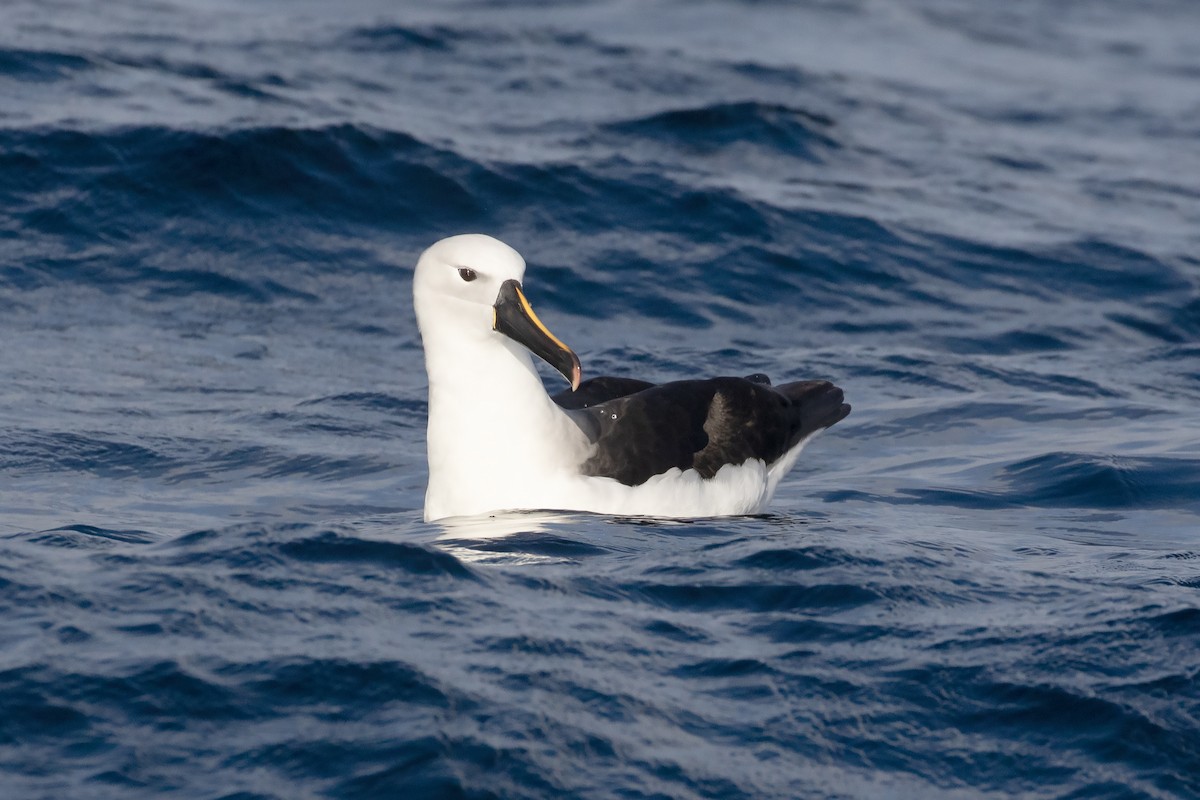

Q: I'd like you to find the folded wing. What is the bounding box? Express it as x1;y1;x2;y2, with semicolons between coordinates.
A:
554;375;850;487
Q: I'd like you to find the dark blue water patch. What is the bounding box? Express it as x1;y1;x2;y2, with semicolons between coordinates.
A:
675;651;777;679
0;660;251;736
139;266;318;304
279;530;476;580
99;52;294;102
293;394;427;432
0;124;484;256
1085;176;1200;211
851;401;1169;443
338;24;463;52
225;738;510;800
266;414;381;437
641;618;715;644
1105;289;1200;346
12;118;1176;350
127;126;473;232
447;532;612;559
624;580;880;612
1109;310;1188;345
954;679;1198;795
18;525;159;549
106;525;469;592
2;120;953;322
921;234;1192;304
603;101;840;161
1000;452;1200;511
1141;607;1200;638
329;736;555;800
752;616;896;645
340;20;641;59
0;430;177;479
484;158;779;244
253;402;424;438
223;658;454;715
0;669;93;744
732;545;882;571
838;451;1200;512
144;126;477;222
697;235;923;317
159;443;395;485
481;634;590;660
560;249;714;328
958;363;1122;398
845;354;973;393
523;205;936;326
298;392;424;414
101;52;228;83
0;47;95;81
983;152;1051;172
919;5;1073;52
1169;294;1200;338
939;328;1079;355
1146;344;1200;391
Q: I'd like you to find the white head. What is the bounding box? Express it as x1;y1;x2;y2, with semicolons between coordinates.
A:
413;234;580;389
414;234;585;521
413;233;525;330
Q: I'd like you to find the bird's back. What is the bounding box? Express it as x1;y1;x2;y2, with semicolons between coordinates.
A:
554;374;850;488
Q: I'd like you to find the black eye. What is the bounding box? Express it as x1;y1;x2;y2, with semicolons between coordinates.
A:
458;267;477;282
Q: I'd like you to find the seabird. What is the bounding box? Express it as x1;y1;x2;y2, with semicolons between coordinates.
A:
414;234;850;522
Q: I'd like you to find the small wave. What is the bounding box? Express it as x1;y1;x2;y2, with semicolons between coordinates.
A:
1144;607;1200;637
733;545;880;571
22;525;158;549
0;48;94;81
164;444;395;484
0;124;485;296
1000;452;1200;511
119;125;481;226
0;430;176;479
338;24;462;52
605;101;839;161
626;580;879;612
298;392;424;414
279;531;476;580
861;451;1200;512
0;668;92;742
752;616;894;644
928;235;1190;304
99;52;294;102
222;657;452;711
958;679;1193;775
957;363;1121;398
939;329;1076;355
138;266;316;303
449;532;611;559
672;656;776;679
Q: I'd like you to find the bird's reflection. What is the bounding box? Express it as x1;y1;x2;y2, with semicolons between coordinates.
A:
431;510;586;565
428;509;804;565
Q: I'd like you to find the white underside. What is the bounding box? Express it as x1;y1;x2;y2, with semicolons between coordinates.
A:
423;432;821;522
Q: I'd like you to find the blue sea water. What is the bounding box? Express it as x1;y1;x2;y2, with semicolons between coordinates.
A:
2;0;1200;797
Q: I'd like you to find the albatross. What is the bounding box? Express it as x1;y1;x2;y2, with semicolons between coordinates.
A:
414;234;850;522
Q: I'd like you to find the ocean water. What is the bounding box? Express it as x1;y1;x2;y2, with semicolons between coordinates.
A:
2;0;1199;797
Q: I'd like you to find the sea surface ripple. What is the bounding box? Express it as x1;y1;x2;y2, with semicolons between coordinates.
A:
1;0;1199;798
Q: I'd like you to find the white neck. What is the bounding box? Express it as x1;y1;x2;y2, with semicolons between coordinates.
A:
421;319;587;521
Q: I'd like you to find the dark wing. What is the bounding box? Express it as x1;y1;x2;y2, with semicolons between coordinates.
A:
554;373;772;410
564;376;850;487
552;376;655;410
